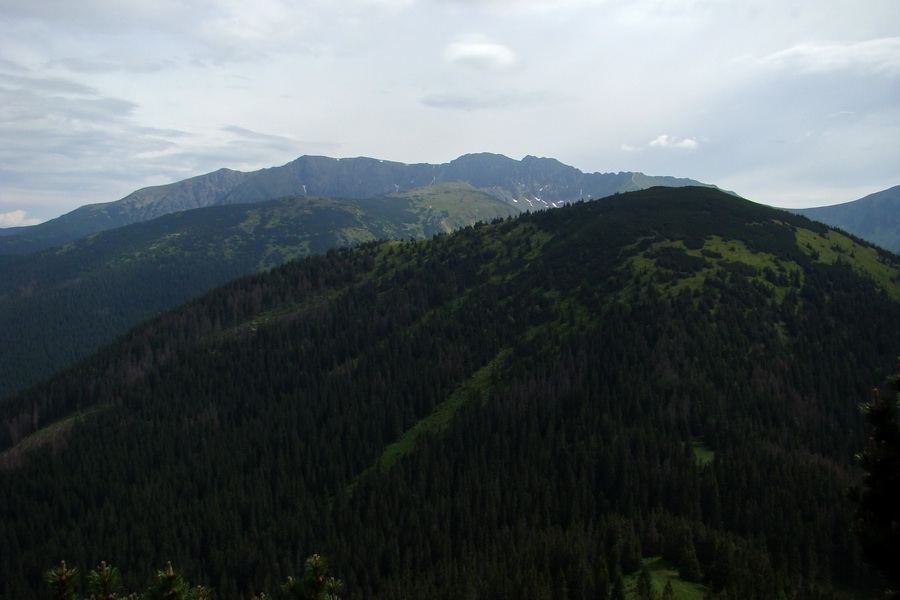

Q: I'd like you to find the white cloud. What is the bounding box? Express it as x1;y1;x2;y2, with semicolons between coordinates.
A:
444;37;518;70
0;210;42;227
648;135;700;150
758;38;900;76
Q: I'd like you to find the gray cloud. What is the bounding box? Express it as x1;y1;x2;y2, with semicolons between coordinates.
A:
421;89;554;110
758;38;900;76
1;0;898;220
46;57;174;74
431;0;609;12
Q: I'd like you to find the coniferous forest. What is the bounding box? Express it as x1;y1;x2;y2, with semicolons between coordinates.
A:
1;187;899;599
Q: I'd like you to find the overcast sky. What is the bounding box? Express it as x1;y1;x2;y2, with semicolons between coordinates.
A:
1;0;898;226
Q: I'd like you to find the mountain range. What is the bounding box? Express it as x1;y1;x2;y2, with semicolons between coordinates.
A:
0;153;718;255
1;186;896;600
0;154;721;400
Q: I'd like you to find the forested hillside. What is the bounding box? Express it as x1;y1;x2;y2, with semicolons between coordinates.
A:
0;183;517;400
1;187;897;600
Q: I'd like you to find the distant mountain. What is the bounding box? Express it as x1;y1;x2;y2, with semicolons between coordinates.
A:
216;152;717;211
1;187;896;599
792;185;900;253
0;168;248;254
0;153;720;254
0;183;517;400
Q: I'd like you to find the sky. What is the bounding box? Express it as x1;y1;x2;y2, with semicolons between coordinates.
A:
1;0;898;226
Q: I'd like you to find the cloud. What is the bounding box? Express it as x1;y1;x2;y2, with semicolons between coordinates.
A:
219;126;309;155
758;37;900;76
648;134;700;150
432;0;609;12
621;135;700;153
46;57;173;74
0;210;42;227
222;125;297;145
0;67;165;163
421;89;553;110
1;0;334;67
1;0;897;217
444;37;518;70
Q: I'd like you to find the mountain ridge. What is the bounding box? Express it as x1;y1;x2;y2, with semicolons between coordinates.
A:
792;184;900;253
0;153;721;254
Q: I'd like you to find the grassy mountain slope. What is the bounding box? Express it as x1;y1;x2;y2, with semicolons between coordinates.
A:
1;187;897;599
0;154;719;255
0;183;517;400
793;185;900;253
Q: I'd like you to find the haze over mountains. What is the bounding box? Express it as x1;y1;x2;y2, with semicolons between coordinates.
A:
1;186;897;599
0;153;719;255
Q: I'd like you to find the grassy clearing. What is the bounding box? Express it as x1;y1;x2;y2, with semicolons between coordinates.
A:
0;407;103;469
374;349;508;471
621;235;803;304
624;557;708;600
345;349;509;494
690;437;715;466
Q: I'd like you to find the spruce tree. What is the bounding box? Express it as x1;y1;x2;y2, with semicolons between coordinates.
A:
850;371;900;600
636;566;655;600
678;538;703;583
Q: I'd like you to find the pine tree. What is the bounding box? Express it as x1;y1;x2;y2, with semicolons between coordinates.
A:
850;370;900;600
45;561;80;600
86;561;122;600
281;554;343;600
144;562;210;600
